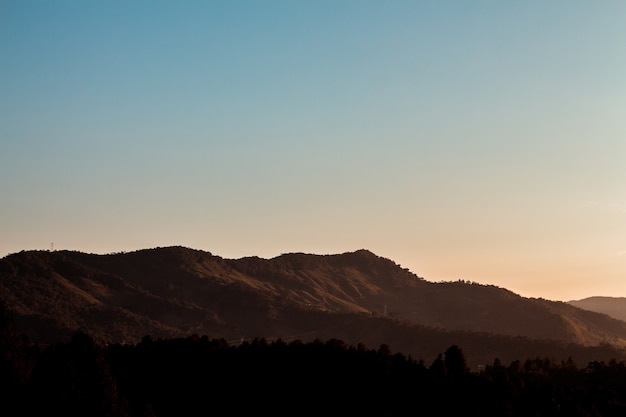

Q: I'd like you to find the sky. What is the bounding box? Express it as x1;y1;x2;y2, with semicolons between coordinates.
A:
1;1;625;302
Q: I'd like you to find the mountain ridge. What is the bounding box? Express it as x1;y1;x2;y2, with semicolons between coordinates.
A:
568;296;626;322
2;246;626;365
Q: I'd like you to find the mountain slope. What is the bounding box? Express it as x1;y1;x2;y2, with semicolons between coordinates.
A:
568;297;626;322
2;246;626;357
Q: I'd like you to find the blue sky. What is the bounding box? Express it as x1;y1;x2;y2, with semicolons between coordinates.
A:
1;1;625;301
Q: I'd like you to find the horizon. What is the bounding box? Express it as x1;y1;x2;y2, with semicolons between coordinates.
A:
0;243;617;303
2;1;625;303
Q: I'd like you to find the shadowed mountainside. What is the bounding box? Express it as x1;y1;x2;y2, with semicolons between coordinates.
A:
2;246;626;365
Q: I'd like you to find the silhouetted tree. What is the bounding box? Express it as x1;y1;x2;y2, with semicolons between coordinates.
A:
26;331;127;417
4;328;626;417
445;345;469;377
429;353;447;377
0;302;35;415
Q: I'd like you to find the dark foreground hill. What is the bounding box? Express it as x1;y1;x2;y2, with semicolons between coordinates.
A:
2;246;626;366
3;326;626;417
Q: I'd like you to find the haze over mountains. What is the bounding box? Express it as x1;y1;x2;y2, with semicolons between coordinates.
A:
2;246;625;366
568;297;626;322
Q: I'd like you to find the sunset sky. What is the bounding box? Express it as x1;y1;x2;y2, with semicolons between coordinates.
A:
1;1;625;302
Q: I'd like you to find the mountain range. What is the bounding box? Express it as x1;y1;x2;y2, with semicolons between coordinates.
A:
1;246;625;366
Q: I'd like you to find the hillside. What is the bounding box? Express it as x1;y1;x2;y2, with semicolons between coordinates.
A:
568;297;626;322
2;246;626;365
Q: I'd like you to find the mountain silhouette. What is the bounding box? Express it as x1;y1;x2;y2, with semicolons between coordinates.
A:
568;297;626;322
2;246;625;365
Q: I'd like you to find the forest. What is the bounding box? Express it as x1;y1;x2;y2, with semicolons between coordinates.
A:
3;310;626;417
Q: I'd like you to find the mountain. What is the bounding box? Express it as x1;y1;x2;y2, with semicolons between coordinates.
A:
568;297;626;322
2;246;626;366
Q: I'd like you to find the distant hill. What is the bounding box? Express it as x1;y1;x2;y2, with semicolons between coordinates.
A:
568;297;626;322
2;246;626;365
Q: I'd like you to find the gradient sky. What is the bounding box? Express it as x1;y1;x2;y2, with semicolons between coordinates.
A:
1;1;625;302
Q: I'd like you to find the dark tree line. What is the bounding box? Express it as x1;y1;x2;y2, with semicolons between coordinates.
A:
3;306;626;416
